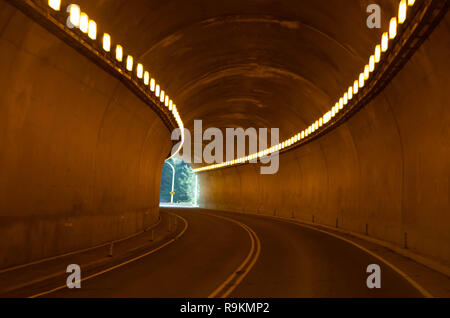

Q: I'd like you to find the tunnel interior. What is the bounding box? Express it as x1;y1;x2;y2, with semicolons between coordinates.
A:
0;0;449;297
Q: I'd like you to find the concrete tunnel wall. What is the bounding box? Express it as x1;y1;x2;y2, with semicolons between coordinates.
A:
0;5;172;269
199;15;450;265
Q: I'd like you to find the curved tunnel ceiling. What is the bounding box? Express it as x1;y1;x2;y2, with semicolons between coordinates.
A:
74;0;400;140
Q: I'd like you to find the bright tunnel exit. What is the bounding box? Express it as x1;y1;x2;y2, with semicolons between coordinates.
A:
159;158;199;208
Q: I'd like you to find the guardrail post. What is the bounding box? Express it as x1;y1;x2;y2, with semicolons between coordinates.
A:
108;242;114;257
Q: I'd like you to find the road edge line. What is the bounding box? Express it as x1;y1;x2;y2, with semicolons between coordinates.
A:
28;213;188;298
270;217;434;298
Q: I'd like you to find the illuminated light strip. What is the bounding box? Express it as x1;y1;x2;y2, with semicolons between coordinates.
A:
88;20;96;40
40;1;186;159
26;0;435;169
194;0;417;173
68;4;80;27
399;0;407;24
102;33;111;52
79;12;88;33
137;63;144;79
115;44;123;62
48;0;60;11
126;55;133;71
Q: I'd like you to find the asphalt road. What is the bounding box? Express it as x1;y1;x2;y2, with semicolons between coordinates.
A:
41;209;423;298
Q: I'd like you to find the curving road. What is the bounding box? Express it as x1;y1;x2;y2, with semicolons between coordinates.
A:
38;208;423;298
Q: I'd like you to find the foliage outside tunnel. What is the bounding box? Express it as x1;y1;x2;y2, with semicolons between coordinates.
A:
160;158;198;205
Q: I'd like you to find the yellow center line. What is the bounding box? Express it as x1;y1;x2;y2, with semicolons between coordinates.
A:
204;213;261;298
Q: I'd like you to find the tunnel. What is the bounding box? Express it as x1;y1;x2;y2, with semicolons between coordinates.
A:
0;0;449;301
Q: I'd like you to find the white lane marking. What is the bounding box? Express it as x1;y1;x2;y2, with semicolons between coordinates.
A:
29;213;188;298
269;216;433;298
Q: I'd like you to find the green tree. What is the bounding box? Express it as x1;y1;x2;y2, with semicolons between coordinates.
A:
160;158;196;204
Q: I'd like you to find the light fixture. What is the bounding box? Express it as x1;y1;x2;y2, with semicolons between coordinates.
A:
126;55;133;71
150;79;155;91
48;0;61;11
389;17;397;39
165;96;169;107
144;71;149;85
369;55;375;72
364;65;370;80
324;112;331;124
88;20;97;40
381;32;389;52
375;45;381;63
69;4;80;27
399;0;407;24
137;63;143;78
359;73;365;88
348;86;353;100
115;45;123;62
102;33;111;52
155;85;160;97
408;0;415;6
160;90;165;103
80;13;89;33
354;80;359;94
169;100;173;110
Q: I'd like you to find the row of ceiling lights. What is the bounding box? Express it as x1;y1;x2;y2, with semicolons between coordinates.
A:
194;0;415;173
47;0;185;158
